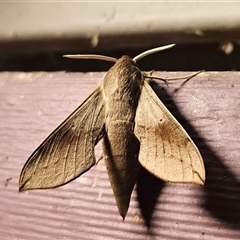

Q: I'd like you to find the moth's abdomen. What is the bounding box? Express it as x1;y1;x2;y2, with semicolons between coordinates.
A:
103;122;140;219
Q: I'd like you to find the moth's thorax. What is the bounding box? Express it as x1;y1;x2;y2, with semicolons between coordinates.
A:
102;55;144;123
102;56;143;97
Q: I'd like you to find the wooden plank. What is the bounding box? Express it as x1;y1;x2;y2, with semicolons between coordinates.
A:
0;71;240;239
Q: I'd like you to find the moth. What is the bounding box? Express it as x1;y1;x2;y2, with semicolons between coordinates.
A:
19;44;205;219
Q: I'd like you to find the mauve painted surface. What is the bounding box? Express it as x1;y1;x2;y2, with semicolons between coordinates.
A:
0;71;240;239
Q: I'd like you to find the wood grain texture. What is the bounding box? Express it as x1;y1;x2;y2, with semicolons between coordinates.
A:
0;71;240;239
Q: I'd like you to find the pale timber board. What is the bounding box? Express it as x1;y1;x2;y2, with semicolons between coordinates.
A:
0;71;239;239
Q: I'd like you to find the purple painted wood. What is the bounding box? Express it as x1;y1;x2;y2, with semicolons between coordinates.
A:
0;71;240;239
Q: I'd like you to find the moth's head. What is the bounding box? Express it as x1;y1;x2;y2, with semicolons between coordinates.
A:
114;55;140;73
115;55;135;65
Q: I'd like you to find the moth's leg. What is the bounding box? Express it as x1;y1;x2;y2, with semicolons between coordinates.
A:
143;70;169;87
143;70;204;86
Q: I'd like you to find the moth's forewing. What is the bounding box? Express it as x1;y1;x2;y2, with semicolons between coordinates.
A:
134;81;205;185
19;87;105;191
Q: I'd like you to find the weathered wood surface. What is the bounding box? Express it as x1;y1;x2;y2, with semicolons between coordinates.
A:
0;71;240;239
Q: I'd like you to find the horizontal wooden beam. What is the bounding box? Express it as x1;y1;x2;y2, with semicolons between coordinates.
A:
1;3;240;55
0;71;239;239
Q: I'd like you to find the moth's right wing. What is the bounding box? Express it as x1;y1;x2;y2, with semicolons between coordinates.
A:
19;86;105;191
134;81;205;185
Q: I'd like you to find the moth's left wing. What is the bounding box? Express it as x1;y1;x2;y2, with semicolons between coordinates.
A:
19;86;105;191
134;81;205;184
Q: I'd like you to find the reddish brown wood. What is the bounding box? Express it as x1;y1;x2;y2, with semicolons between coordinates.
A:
0;71;240;239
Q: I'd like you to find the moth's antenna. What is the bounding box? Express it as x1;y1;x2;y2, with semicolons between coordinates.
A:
63;44;175;63
133;44;175;62
63;54;117;63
